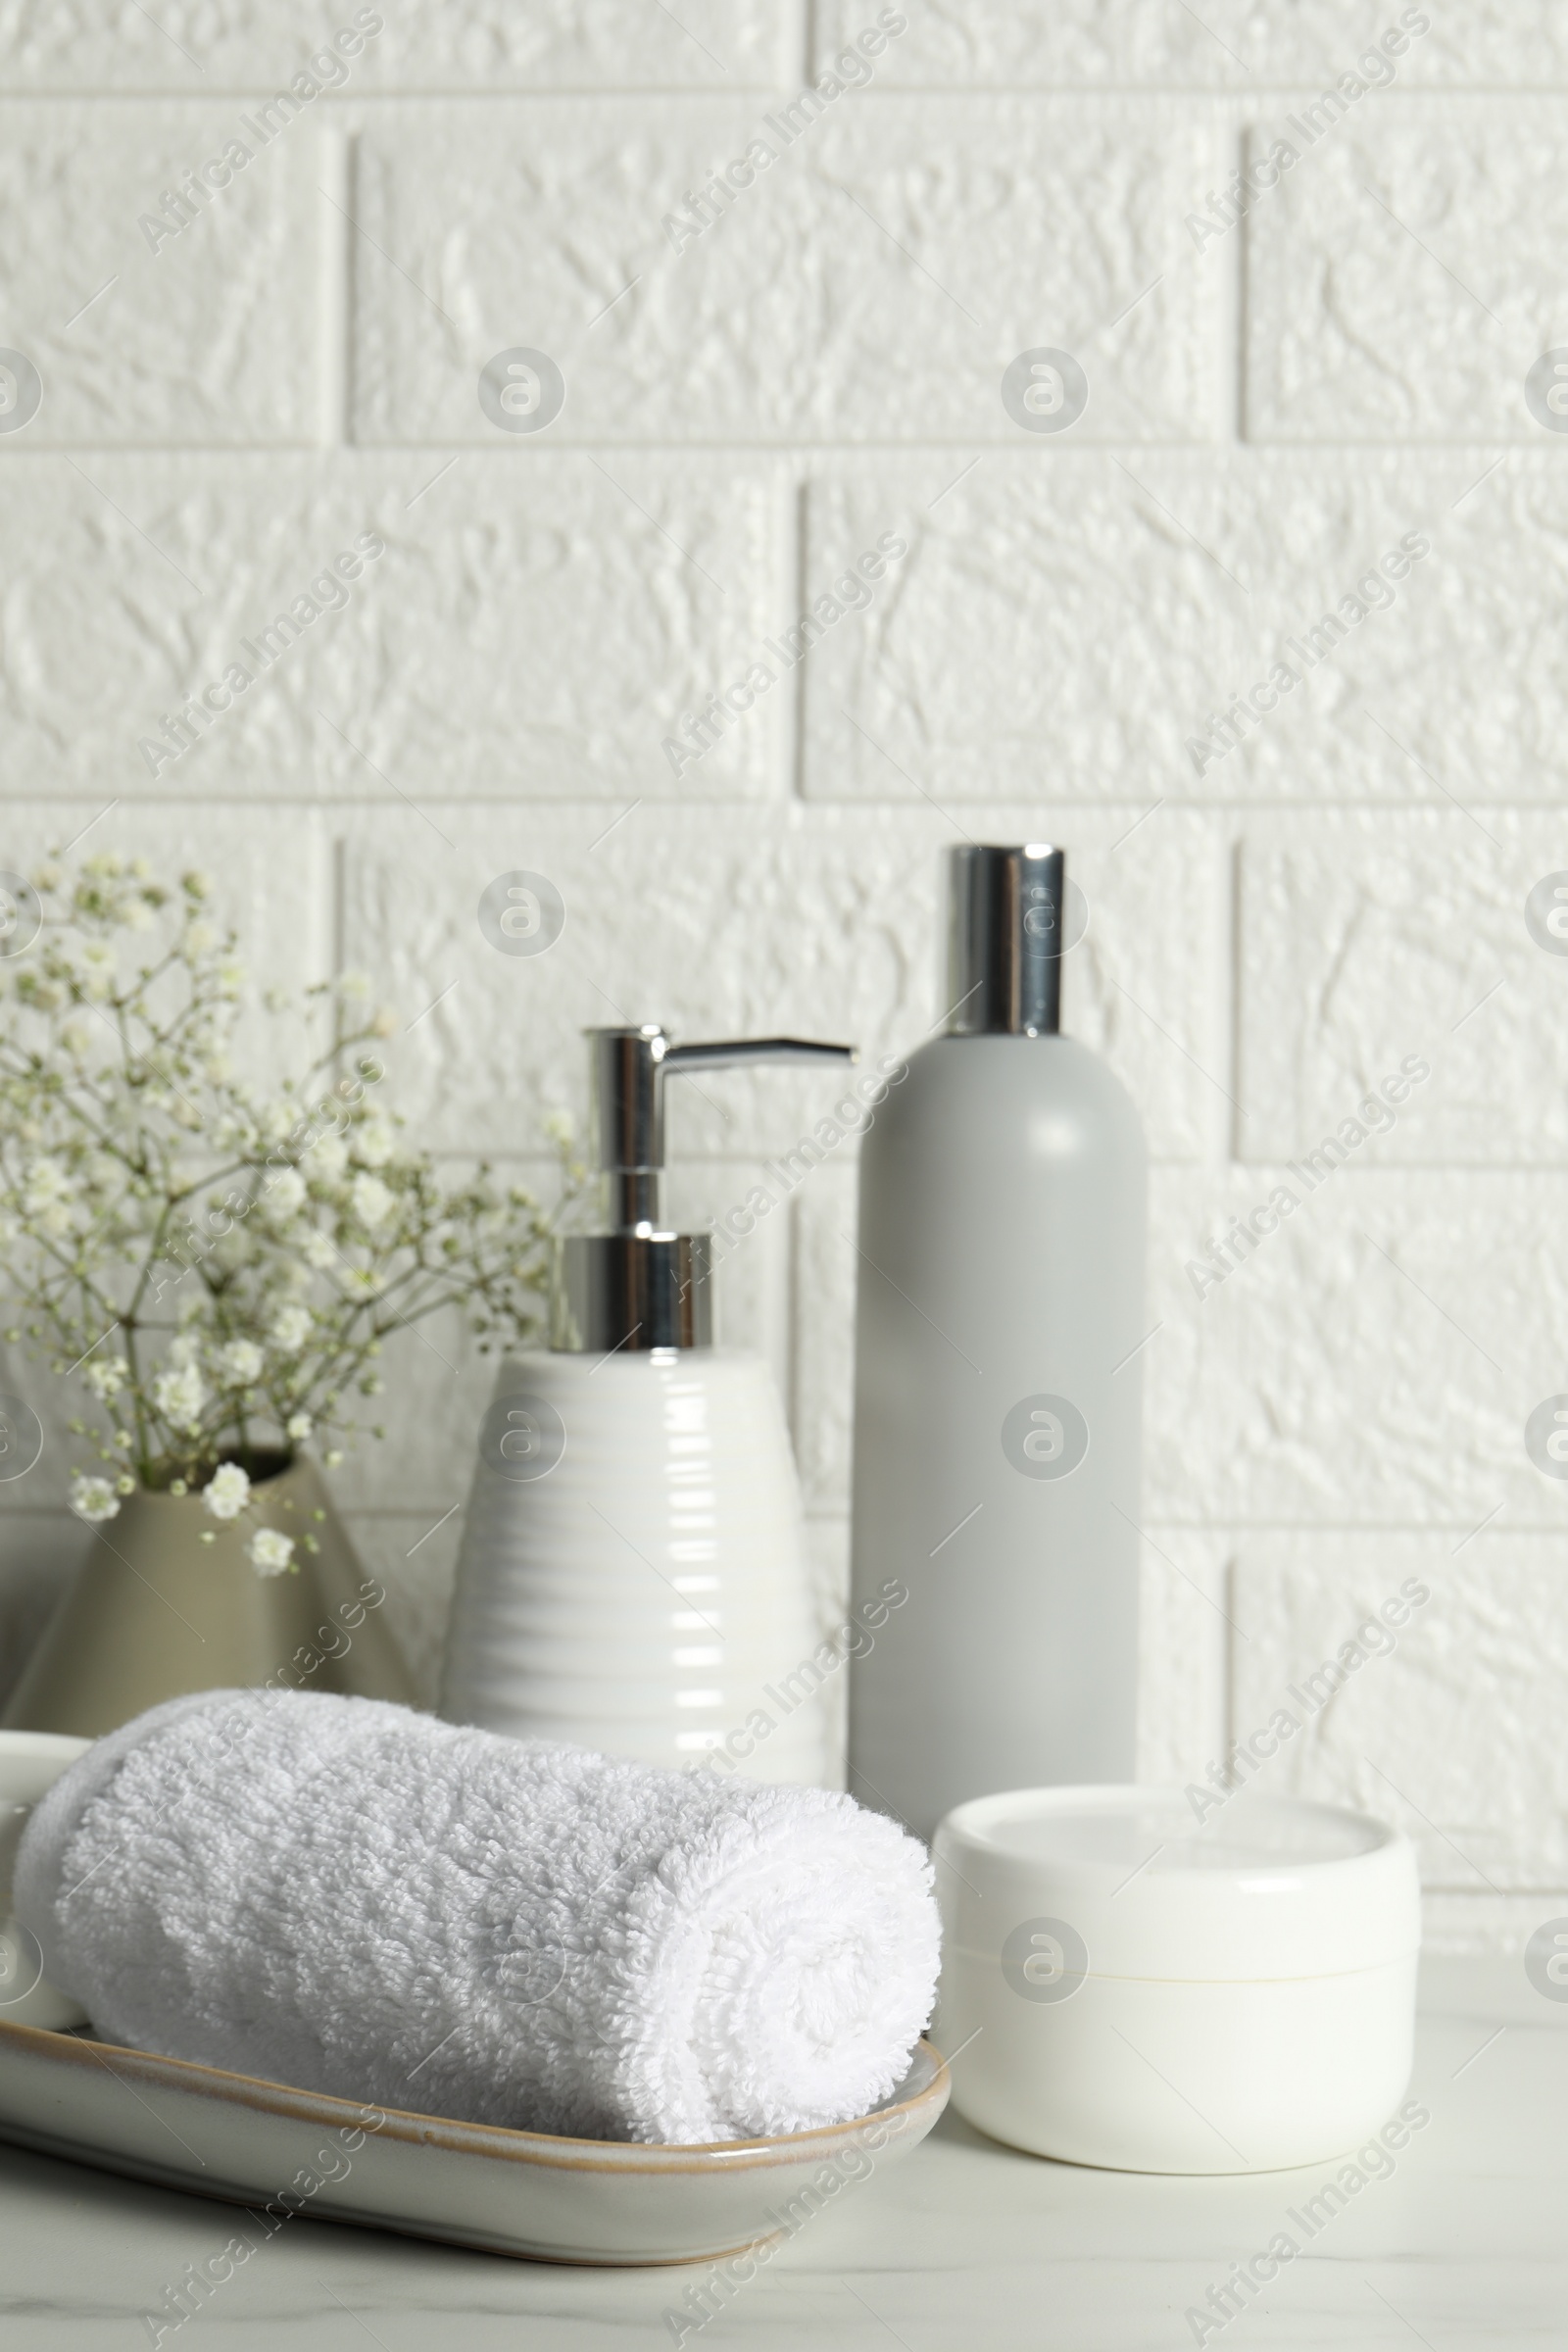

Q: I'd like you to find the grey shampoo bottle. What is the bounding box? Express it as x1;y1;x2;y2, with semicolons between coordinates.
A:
848;845;1147;1838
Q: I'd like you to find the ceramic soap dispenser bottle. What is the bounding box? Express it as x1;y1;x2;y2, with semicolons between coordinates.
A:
848;845;1149;1838
441;1024;854;1786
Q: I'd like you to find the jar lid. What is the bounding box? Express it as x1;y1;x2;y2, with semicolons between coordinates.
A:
934;1786;1420;1984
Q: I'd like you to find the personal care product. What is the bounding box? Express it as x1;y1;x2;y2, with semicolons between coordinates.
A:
848;845;1147;1836
441;1026;854;1785
934;1784;1421;2172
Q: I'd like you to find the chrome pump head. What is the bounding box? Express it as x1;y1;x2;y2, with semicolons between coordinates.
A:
553;1025;857;1353
945;843;1065;1038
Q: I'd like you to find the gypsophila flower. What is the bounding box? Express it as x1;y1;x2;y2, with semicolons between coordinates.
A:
0;851;566;1501
216;1340;265;1388
247;1527;295;1577
270;1304;313;1352
352;1118;395;1169
152;1363;206;1430
70;1473;121;1523
203;1461;251;1520
262;1168;306;1216
349;1173;395;1231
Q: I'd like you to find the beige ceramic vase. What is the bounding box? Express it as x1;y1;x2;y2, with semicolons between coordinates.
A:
2;1451;416;1739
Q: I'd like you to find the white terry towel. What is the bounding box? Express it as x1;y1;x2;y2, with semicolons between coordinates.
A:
15;1690;940;2145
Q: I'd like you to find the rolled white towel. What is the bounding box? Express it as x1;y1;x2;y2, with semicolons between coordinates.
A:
15;1690;939;2145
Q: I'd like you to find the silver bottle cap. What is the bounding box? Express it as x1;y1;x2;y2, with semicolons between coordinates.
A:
945;844;1064;1038
553;1025;855;1352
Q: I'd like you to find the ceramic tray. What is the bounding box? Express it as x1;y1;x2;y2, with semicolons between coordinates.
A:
0;2019;948;2266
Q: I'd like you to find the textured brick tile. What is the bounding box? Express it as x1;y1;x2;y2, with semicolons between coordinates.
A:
814;4;1563;88
350;99;1217;444
0;101;318;444
0;455;775;803
1246;105;1565;441
1237;812;1568;1166
1231;1531;1568;1890
0;3;782;90
337;801;1221;1170
1150;1167;1568;1527
808;454;1568;804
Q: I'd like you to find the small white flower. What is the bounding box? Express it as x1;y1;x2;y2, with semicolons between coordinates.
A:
270;1304;313;1352
204;1461;251;1520
81;1353;129;1400
263;1168;306;1216
21;1157;70;1214
351;1117;395;1168
285;1411;313;1442
247;1527;295;1577
70;1473;121;1524
301;1229;338;1270
181;920;218;956
310;1135;348;1180
217;1340;265;1387
349;1173;395;1231
73;941;118;1002
153;1362;206;1431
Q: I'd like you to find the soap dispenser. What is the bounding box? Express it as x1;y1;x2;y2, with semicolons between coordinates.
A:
440;1024;854;1786
848;846;1148;1838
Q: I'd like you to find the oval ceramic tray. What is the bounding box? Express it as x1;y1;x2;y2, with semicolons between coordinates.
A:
0;2019;948;2266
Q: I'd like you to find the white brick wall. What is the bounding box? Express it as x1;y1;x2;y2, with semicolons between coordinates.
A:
1;4;1563;1951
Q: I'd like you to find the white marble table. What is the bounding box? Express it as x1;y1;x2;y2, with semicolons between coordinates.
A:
0;1956;1558;2349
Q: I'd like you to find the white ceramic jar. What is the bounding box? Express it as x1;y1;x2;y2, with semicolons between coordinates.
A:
0;1731;91;2030
934;1785;1421;2175
440;1350;829;1785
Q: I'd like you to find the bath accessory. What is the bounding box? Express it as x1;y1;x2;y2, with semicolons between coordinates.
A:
441;1025;855;1783
848;845;1148;1837
17;1690;940;2147
933;1785;1421;2174
0;2021;948;2266
0;1731;90;2029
